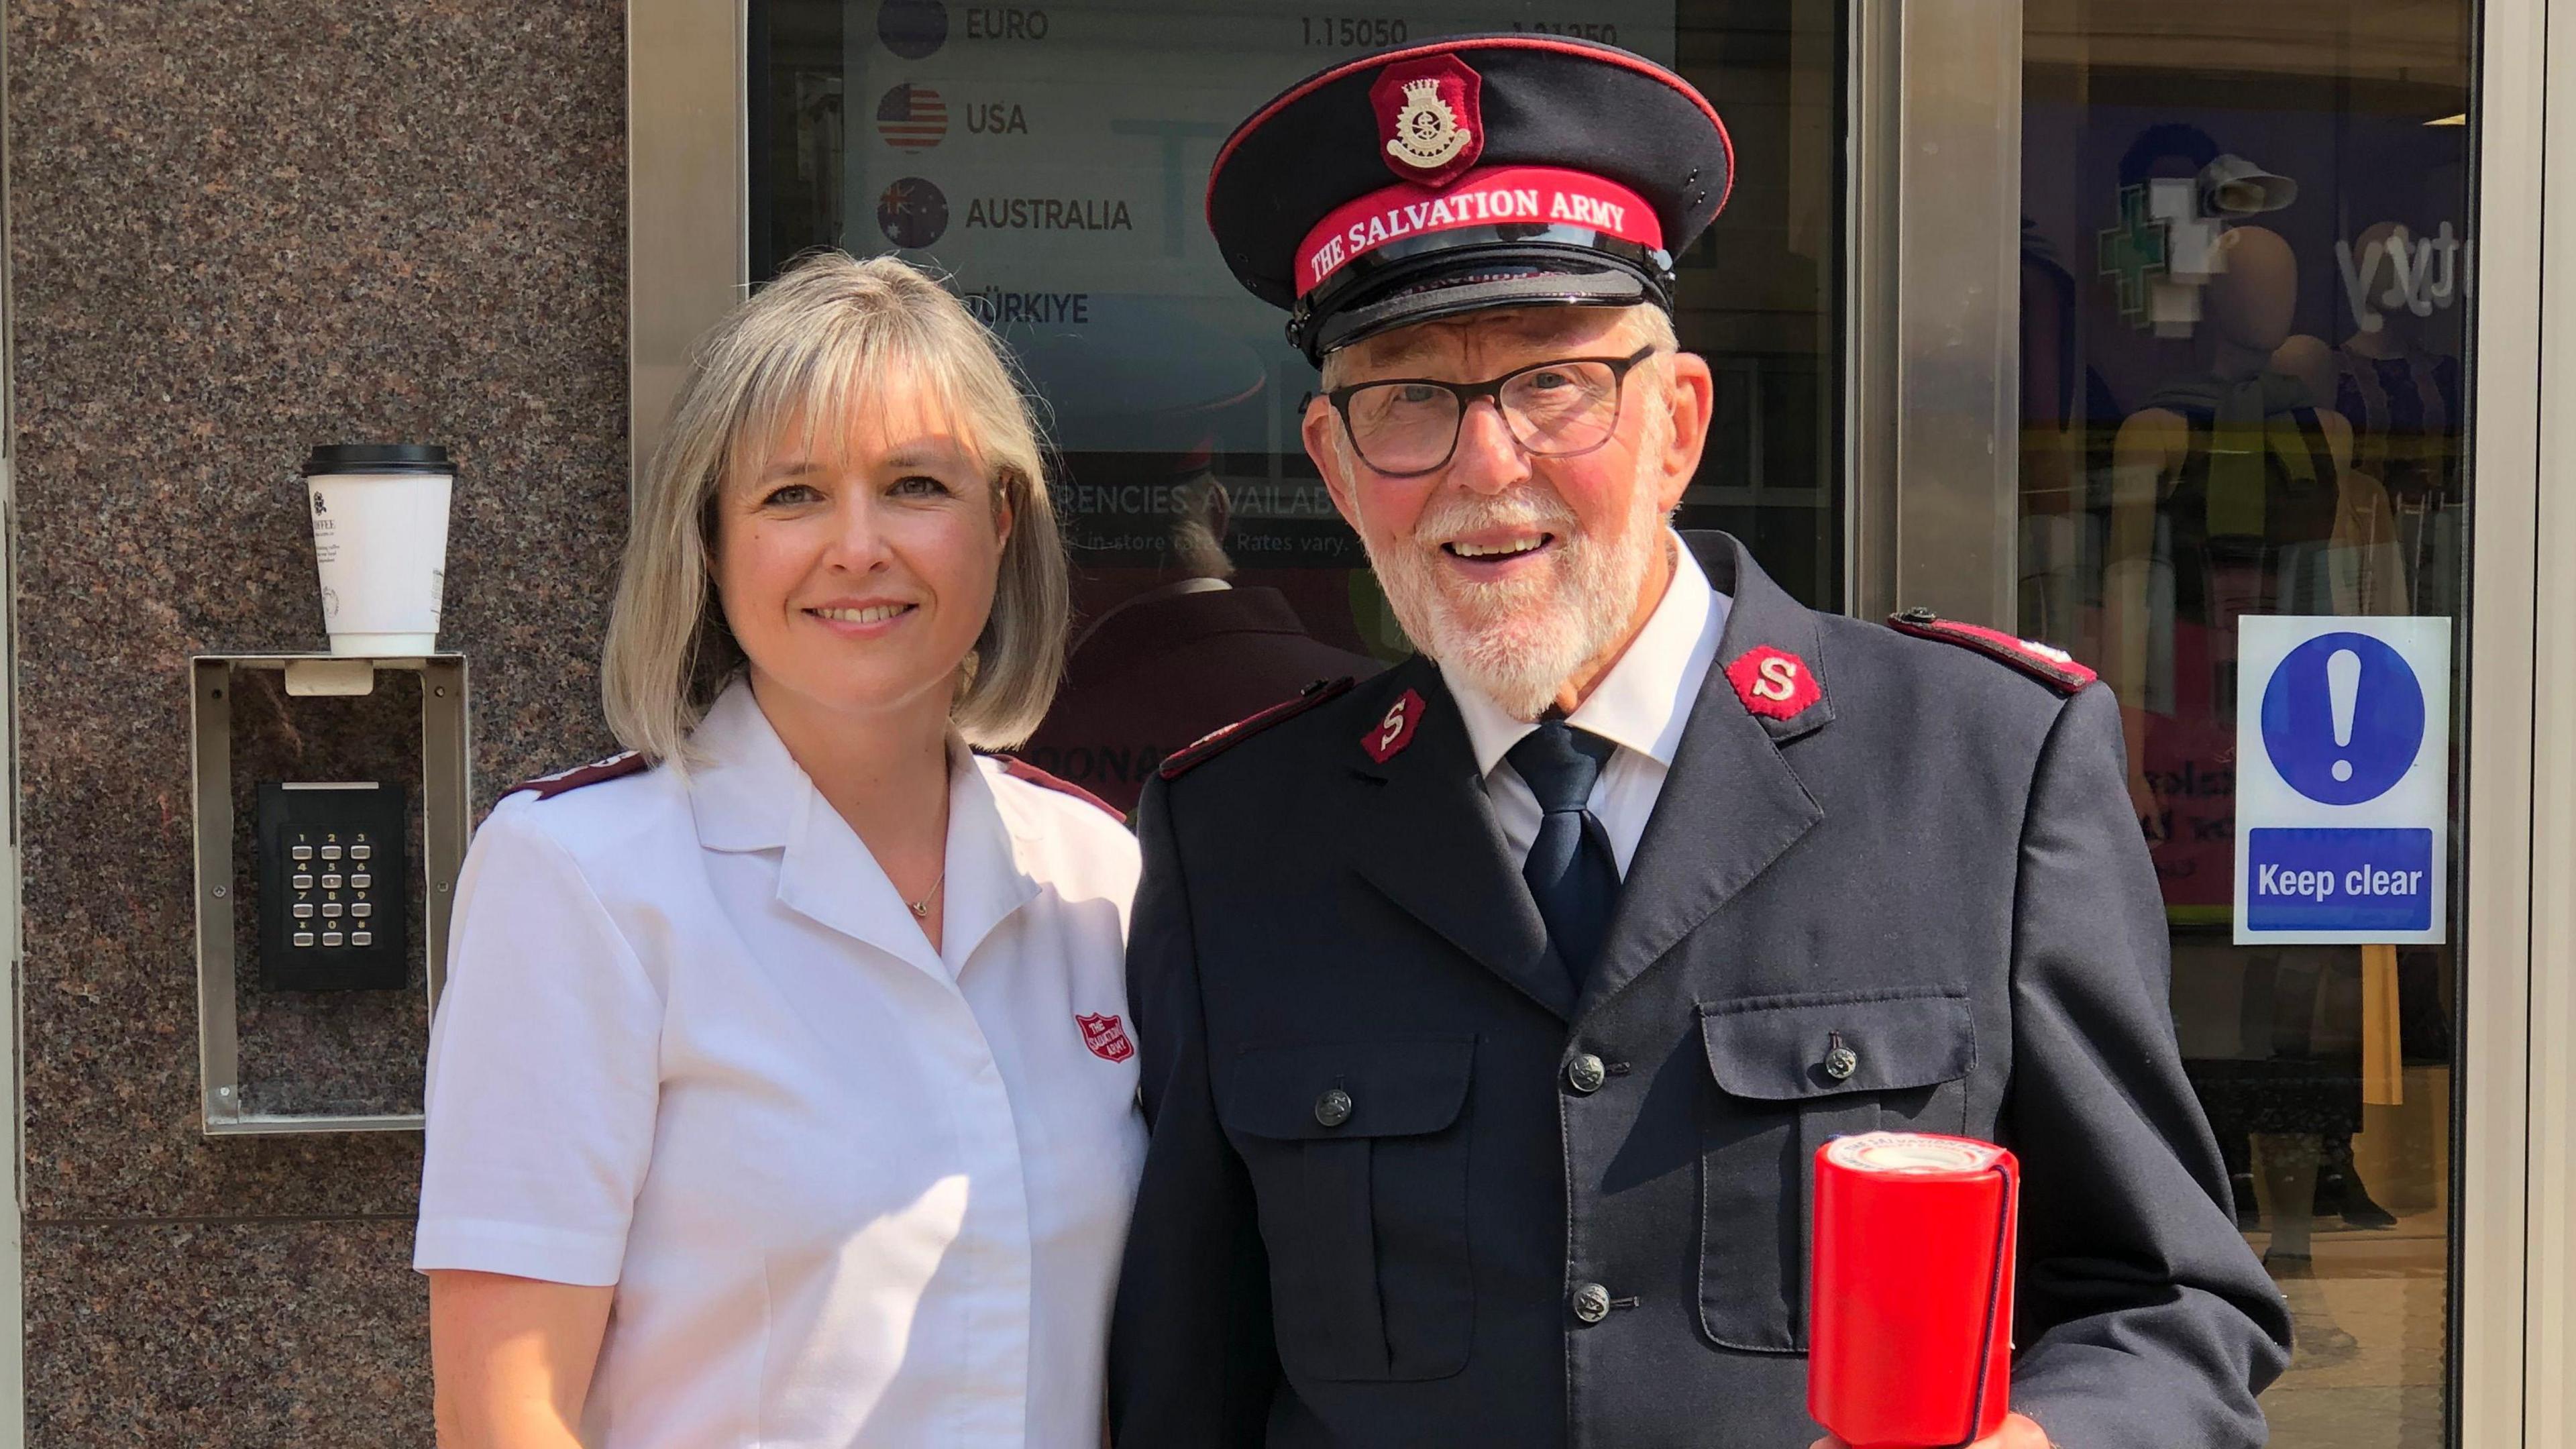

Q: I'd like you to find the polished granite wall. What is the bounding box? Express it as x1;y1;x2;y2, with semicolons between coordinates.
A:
7;1;627;1440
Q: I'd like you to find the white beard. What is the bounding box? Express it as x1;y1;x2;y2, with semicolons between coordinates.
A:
1358;471;1668;721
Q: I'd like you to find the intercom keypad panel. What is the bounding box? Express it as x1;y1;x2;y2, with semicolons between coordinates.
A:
255;782;407;991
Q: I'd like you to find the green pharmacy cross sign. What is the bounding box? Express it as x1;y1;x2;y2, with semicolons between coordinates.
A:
2096;184;2170;328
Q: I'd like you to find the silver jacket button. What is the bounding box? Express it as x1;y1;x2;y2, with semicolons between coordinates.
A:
1823;1045;1860;1081
1566;1053;1607;1094
1570;1282;1611;1324
1313;1087;1353;1128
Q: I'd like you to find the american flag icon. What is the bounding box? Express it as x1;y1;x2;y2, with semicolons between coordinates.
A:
876;83;948;150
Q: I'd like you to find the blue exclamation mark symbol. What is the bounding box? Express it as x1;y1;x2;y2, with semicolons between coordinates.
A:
2328;648;2360;784
2261;631;2426;806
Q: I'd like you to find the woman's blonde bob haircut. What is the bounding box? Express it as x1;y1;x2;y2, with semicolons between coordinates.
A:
602;252;1067;765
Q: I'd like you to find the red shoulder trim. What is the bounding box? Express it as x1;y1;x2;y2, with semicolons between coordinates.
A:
988;755;1126;823
1886;610;2097;694
1159;676;1357;780
505;751;651;800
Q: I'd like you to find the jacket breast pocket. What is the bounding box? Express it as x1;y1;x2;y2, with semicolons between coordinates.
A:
1695;989;1974;1353
1216;1037;1475;1383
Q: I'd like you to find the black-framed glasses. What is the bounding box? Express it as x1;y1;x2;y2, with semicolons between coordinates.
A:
1324;345;1660;478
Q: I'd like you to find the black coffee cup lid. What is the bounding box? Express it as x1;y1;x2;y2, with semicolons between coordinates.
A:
303;443;451;475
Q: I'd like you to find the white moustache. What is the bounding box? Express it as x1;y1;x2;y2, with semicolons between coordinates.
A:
1410;490;1580;545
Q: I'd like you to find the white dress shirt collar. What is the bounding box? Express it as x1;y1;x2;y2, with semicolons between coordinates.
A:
1447;532;1730;775
686;678;1038;981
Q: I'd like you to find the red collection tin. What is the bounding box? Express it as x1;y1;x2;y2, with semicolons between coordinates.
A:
1808;1132;2019;1448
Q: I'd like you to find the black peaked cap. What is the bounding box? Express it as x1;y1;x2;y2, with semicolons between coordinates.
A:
1206;34;1732;357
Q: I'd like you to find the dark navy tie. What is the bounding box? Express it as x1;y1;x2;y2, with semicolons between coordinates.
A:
1506;720;1621;989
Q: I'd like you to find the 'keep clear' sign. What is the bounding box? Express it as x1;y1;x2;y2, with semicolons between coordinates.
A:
2235;618;2451;945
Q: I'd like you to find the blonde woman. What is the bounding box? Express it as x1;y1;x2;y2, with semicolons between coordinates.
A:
415;253;1143;1448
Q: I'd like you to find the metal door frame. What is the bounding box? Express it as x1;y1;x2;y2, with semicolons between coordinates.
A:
1851;1;2559;1442
1844;0;2021;625
2489;0;2576;1436
629;0;750;484
2462;3;2547;1441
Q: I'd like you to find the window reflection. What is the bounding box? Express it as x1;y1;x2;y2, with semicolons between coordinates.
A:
2021;3;2471;1442
749;0;1843;810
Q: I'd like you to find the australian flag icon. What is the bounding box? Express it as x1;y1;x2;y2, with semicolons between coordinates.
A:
877;176;949;249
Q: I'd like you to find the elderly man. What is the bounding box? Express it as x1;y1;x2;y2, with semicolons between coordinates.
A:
1108;35;2290;1449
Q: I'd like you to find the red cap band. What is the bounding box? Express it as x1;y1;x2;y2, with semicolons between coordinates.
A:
1295;165;1664;299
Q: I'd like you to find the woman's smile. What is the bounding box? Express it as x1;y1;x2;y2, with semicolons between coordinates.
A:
804;598;920;637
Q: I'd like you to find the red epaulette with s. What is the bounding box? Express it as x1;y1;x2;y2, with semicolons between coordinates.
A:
505;751;651;801
1159;676;1357;780
985;754;1126;822
1886;609;2097;694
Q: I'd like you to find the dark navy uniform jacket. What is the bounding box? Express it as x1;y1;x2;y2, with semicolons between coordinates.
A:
1108;533;2290;1449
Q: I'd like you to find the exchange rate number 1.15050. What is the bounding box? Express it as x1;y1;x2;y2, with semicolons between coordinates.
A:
1303;15;1409;46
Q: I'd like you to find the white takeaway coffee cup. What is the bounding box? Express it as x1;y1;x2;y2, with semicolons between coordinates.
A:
301;443;453;657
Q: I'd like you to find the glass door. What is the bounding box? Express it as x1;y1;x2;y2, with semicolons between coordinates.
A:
2010;2;2477;1443
745;0;1845;810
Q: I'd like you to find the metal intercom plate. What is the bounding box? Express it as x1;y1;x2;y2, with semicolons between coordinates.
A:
189;654;470;1134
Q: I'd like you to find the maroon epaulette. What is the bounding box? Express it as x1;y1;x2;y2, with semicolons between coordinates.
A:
505;751;651;801
987;754;1126;823
1159;676;1357;780
1886;608;2097;694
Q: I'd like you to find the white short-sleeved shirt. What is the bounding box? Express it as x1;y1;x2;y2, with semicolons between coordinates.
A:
414;682;1147;1449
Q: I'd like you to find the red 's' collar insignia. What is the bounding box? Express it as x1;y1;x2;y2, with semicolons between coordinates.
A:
1077;1012;1135;1063
988;753;1125;822
1886;610;2098;694
1725;647;1822;720
505;751;650;800
1160;676;1357;780
1362;688;1427;763
1371;55;1483;186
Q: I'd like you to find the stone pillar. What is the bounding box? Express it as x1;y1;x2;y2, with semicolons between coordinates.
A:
6;3;628;1441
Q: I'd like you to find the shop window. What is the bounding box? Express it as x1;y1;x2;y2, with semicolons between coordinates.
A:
2020;2;2474;1440
747;0;1843;810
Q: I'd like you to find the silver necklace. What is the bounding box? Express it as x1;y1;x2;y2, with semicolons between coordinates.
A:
907;867;947;918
